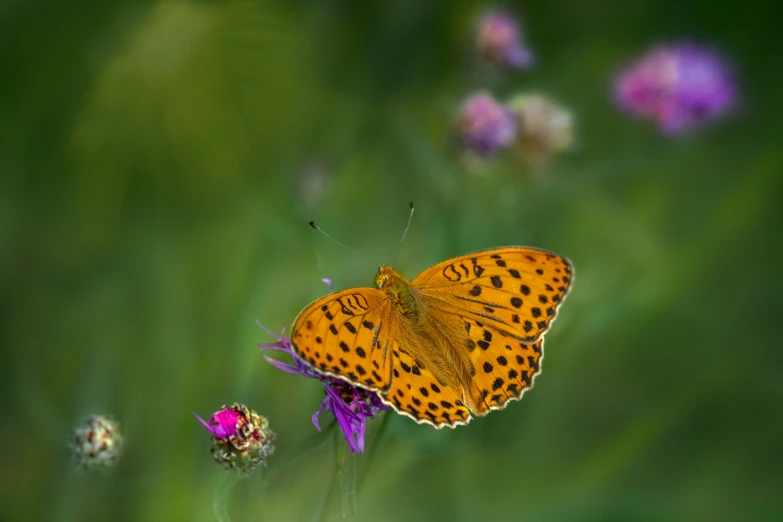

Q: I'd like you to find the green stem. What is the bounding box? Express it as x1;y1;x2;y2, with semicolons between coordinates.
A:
311;463;338;522
334;430;357;522
212;472;248;522
358;410;391;494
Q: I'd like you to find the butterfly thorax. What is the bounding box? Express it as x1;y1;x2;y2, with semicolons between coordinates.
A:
376;266;419;318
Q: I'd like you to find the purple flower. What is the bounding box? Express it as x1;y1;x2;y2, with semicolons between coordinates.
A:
259;323;388;454
457;92;517;156
476;11;532;68
615;42;735;133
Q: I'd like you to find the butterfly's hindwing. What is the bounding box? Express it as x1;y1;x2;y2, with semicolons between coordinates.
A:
461;315;545;415
380;338;472;428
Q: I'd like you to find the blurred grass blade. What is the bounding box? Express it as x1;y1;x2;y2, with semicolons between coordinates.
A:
358;410;391;494
262;421;335;491
212;472;248;522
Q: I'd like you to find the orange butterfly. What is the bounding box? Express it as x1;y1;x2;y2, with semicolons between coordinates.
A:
291;247;573;428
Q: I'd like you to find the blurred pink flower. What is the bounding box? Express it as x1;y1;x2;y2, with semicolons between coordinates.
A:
476;11;532;68
615;42;735;133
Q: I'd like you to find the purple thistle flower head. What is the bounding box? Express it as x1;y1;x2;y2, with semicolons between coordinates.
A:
259;323;388;454
476;11;533;68
194;404;276;472
457;92;517;156
614;42;735;134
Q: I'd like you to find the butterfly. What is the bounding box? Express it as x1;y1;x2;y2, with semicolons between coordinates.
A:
290;247;573;428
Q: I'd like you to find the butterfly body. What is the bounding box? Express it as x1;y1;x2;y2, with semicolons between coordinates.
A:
291;247;573;428
376;266;419;319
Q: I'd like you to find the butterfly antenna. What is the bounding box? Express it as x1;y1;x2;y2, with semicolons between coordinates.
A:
308;221;380;267
392;202;415;265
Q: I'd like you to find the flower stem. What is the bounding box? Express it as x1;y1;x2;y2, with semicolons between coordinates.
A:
311;463;337;522
334;430;357;522
212;472;248;522
358;410;391;494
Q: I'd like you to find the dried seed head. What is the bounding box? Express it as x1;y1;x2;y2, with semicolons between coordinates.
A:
71;414;124;470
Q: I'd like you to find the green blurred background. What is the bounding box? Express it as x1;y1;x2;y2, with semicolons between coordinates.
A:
3;0;782;520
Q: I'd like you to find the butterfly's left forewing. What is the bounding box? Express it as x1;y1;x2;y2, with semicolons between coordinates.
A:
291;289;394;392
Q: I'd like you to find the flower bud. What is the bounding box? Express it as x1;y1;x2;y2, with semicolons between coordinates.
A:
194;403;275;473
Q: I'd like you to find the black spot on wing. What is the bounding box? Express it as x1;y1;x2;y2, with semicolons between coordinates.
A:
471;258;485;277
442;264;463;282
337;298;355;316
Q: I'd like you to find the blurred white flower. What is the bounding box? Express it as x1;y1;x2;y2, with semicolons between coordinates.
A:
508;94;573;163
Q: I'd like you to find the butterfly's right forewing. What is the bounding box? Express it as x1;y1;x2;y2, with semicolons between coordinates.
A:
413;247;573;342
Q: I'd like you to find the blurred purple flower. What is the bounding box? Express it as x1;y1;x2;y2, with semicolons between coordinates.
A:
615;42;735;133
457;92;517;156
476;11;532;68
259;324;388;454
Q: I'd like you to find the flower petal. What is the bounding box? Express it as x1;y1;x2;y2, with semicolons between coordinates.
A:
193;412;216;435
312;395;330;432
262;354;304;375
